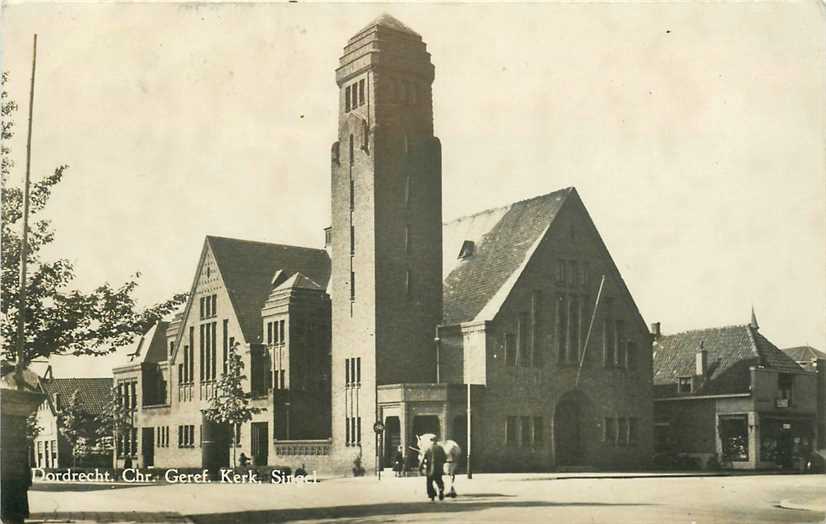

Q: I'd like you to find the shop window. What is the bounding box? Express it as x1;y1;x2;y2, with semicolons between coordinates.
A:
719;415;749;462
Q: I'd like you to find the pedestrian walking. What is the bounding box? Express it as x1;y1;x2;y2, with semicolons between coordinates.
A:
419;438;446;501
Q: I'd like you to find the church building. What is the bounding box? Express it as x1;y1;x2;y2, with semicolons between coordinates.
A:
113;14;653;474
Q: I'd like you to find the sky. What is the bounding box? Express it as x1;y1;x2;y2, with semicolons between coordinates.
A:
1;2;825;378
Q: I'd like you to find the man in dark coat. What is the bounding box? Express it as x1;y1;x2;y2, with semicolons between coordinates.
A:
419;441;446;501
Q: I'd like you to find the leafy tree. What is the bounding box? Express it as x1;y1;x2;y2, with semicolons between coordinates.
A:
95;385;135;467
203;341;263;467
58;389;91;467
0;72;187;364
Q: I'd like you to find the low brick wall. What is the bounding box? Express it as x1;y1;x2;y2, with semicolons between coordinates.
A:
272;439;333;474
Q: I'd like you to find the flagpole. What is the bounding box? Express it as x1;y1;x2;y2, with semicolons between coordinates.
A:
15;34;38;380
575;275;606;388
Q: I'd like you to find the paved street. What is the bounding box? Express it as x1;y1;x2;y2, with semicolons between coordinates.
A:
28;472;826;524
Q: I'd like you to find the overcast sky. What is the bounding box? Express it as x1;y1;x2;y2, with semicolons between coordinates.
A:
2;2;824;378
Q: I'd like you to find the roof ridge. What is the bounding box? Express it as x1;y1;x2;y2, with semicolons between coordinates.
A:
443;187;574;226
657;324;751;339
206;235;326;254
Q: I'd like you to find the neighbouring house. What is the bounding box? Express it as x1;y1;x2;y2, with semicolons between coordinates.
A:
31;373;113;469
783;346;826;451
652;313;817;470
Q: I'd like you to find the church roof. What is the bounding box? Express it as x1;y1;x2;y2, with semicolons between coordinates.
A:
356;14;420;37
40;377;113;416
442;188;572;325
783;345;826;362
207;236;330;342
653;324;804;396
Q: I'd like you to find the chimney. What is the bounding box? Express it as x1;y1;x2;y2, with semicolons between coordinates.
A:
696;341;707;376
650;322;661;338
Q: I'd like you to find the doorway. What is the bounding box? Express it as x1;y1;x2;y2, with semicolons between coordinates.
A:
251;422;268;466
554;391;590;466
383;416;401;466
141;427;154;467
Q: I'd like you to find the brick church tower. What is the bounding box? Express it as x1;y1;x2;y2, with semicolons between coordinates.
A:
329;15;442;469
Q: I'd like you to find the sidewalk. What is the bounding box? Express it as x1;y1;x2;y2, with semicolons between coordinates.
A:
28;512;192;524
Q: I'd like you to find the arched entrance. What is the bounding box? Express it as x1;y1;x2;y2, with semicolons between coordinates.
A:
554;390;591;467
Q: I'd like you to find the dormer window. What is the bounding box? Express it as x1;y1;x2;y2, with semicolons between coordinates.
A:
677;376;693;394
458;240;475;260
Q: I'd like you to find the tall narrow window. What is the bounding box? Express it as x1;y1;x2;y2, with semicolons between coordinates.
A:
626;341;635;369
349;135;354;165
603;320;615;368
532;291;542;367
211;295;217;316
279;320;285;344
350;272;356;301
404;224;410;254
267;322;273;345
506;416;517;446
222;320;229;374
405;270;412;299
356;357;361;384
358;79;365;106
533;417;544;445
521;417;531;446
505;333;516;367
518;313;530;367
361;120;369;151
557;295;568;363
199;325;205;382
604;417;617;445
345;358;351;386
618;418;629;446
352;84;359;109
211;322;217;379
569;296;580;363
349;178;355;210
615;320;626;368
188;327;194;382
350;225;355;255
404;175;411;207
345;86;351;112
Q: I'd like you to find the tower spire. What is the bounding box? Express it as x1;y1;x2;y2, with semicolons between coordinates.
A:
750;306;759;330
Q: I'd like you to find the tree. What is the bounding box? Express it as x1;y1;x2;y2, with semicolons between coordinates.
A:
203;341;263;467
95;385;135;468
58;389;91;467
0;72;187;364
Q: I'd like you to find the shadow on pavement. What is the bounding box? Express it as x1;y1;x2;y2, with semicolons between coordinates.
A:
29;511;189;523
187;500;655;523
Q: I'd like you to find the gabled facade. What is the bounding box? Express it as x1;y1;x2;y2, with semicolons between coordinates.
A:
113;236;331;469
384;188;654;472
652;317;817;469
32;376;112;469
